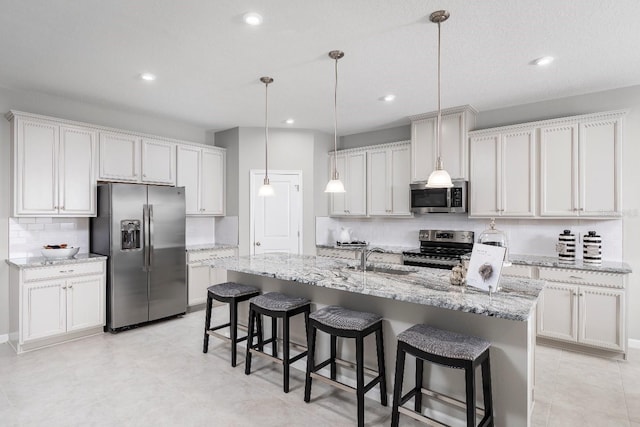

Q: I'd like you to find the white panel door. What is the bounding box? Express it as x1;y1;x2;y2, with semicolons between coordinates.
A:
98;132;140;182
346;152;367;216
367;149;389;215
469;135;500;216
253;172;301;255
16;118;59;215
579;119;621;216
141;138;176;185
66;275;105;332
329;154;347;215
501;131;536;216
177;145;202;215
59;126;97;216
540;125;578;216
201;148;225;215
22;280;66;342
579;287;624;351
537;283;578;342
390;144;411;215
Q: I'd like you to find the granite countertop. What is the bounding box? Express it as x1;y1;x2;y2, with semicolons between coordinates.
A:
186;243;238;252
508;254;631;274
316;244;416;253
6;253;108;269
209;253;544;322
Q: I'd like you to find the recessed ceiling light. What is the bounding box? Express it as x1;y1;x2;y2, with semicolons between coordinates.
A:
284;118;295;125
243;12;263;26
140;72;156;81
533;56;554;66
382;94;396;102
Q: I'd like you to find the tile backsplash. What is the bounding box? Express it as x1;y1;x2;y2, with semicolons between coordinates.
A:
9;217;89;258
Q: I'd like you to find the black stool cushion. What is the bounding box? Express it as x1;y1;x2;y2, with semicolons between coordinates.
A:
250;292;310;311
398;324;490;361
310;305;382;331
207;282;259;298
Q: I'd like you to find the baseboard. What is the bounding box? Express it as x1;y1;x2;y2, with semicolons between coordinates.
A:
0;334;8;344
629;338;640;349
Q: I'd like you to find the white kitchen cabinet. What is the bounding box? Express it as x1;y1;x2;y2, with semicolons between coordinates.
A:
9;258;106;353
98;131;140;182
186;247;237;306
141;138;176;185
536;267;626;354
469;129;536;217
329;150;367;216
177;145;226;216
540;112;623;217
367;142;412;216
9;113;97;217
409;105;476;182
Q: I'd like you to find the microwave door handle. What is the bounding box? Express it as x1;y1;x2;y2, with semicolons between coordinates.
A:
148;204;154;271
446;189;452;208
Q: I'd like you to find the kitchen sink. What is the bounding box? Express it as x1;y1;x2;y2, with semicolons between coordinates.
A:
346;265;416;275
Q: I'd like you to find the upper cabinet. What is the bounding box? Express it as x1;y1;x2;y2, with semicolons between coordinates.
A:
177;145;225;216
367;142;411;216
141;138;176;185
410;105;477;182
329;150;367;216
9;112;97;217
469;110;626;219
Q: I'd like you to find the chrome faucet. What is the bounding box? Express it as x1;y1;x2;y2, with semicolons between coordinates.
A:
360;247;385;271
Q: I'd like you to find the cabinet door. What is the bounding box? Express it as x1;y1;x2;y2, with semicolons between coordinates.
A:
578;287;624;351
411;117;436;182
367;149;389;215
14;118;59;215
177;145;202;215
536;283;578;342
329;154;347;215
469;135;500;216
98;132;140;182
390;145;411;215
187;264;210;306
66;275;105;332
141;138;176;185
22;280;66;342
201;148;225;215
579;118;622;216
59;126;97;216
346;152;367;216
540;125;578;216
439;112;466;180
501;130;536;216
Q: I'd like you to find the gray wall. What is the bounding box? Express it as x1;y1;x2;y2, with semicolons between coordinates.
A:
340;124;410;150
0;85;211;337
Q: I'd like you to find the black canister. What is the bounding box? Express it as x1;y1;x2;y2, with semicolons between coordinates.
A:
556;229;576;263
583;231;602;264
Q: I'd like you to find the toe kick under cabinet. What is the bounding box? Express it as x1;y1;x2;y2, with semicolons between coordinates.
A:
8;258;107;354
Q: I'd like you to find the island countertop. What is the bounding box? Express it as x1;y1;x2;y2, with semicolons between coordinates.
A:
209;253;544;322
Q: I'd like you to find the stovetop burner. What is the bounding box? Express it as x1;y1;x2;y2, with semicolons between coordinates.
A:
402;229;474;269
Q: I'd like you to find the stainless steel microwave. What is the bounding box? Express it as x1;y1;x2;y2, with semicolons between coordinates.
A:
410;180;468;214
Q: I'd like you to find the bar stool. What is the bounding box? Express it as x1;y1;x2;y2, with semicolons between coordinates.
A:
304;305;387;427
391;324;493;427
245;292;311;393
203;282;261;367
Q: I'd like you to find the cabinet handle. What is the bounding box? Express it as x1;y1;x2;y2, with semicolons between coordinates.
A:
62;285;67;289
569;275;582;280
579;292;584;296
579;208;584;211
68;285;73;289
59;269;74;273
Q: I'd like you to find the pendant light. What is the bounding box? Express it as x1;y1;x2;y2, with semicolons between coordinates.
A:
258;76;275;197
426;10;454;188
324;50;346;193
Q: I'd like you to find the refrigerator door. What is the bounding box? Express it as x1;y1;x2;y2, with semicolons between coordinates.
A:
147;185;186;321
109;183;149;329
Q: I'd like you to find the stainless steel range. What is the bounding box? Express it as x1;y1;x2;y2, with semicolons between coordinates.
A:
402;230;474;269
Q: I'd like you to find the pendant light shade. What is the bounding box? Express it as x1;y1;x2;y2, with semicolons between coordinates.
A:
325;50;346;193
258;76;275;197
426;10;454;189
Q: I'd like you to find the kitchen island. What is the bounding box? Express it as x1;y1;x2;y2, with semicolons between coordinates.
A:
210;254;544;426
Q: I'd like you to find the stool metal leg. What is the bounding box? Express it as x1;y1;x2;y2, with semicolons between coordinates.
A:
330;335;337;380
203;293;213;353
465;363;476;427
481;353;494;426
283;314;290;393
230;299;238;367
391;344;406;427
415;357;423;412
304;324;317;402
375;326;387;406
356;334;365;427
271;316;278;358
245;307;255;375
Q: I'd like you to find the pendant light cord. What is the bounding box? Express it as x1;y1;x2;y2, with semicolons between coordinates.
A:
436;19;442;169
333;55;339;179
264;80;269;181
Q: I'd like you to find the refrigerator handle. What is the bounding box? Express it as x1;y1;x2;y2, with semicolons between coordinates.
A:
143;204;150;272
148;204;154;270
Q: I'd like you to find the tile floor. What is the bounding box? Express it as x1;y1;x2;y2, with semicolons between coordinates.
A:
0;311;638;426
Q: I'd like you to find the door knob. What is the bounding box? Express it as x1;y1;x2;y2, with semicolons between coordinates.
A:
255;242;261;246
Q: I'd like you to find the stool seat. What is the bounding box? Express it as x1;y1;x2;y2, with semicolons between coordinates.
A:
398;324;490;361
250;292;310;311
207;282;260;298
310;305;382;331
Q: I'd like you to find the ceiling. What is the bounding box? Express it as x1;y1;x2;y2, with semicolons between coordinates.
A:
1;0;639;136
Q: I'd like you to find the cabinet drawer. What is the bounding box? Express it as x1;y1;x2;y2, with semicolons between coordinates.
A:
23;261;105;282
188;248;236;263
503;265;534;278
367;252;403;265
538;268;624;288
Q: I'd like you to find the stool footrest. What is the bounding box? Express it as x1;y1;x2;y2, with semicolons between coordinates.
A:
249;348;284;365
309;371;383;396
397;406;448;427
421;387;485;416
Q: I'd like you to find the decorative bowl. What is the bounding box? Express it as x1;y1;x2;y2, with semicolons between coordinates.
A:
41;247;80;259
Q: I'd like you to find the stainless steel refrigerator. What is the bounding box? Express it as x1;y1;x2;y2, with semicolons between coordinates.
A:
90;183;186;331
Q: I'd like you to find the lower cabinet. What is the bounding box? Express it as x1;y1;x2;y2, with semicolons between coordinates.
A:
187;247;238;306
9;259;106;353
316;247;403;265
